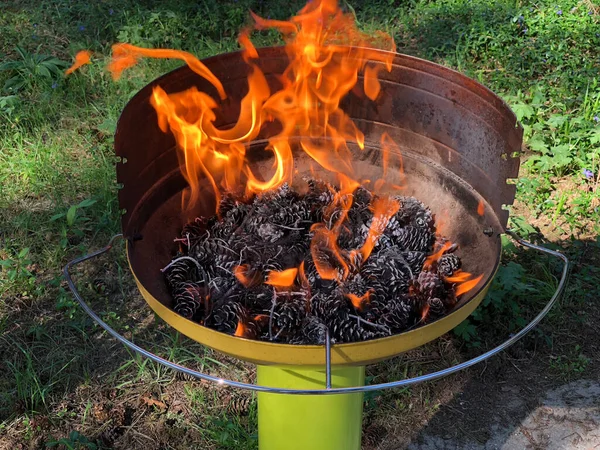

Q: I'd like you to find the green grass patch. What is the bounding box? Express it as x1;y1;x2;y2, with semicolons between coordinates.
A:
0;0;598;447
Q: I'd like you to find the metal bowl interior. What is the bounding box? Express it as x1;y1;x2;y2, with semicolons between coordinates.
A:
116;47;521;366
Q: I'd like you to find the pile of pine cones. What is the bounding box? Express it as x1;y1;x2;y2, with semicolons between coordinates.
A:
163;180;462;344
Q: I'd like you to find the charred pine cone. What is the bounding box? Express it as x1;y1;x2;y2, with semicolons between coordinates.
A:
164;257;203;290
425;297;446;321
288;316;328;345
165;181;467;344
362;246;414;298
274;298;306;334
172;282;205;320
394;196;434;230
393;226;434;253
437;253;461;277
209;300;246;334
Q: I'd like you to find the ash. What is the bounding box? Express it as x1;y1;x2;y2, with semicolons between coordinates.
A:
163;180;464;345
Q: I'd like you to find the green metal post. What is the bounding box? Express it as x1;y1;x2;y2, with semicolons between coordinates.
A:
256;365;365;450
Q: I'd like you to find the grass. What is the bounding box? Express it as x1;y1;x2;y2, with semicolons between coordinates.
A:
0;0;599;448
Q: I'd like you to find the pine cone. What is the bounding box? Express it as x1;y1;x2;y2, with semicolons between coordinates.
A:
311;292;349;324
257;223;285;243
243;285;274;312
167;181;460;345
225;395;252;416
344;274;371;298
181;217;208;243
330;317;384;343
426;297;446;321
218;193;237;217
394;196;434;230
223;201;249;227
393;226;434;253
275;299;306;333
416;270;445;299
403;251;426;277
362;247;413;298
303;255;338;292
437;253;461;277
209;301;246;333
288;316;328;345
164;257;202;290
352;186;373;207
375;298;412;332
172;282;204;320
330;317;365;343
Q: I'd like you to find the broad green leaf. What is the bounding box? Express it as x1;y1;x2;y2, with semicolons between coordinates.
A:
98;117;117;135
0;259;14;267
511;102;534;122
77;198;96;208
531;88;546;107
534;155;555;172
18;247;29;258
589;129;600;145
528;134;549;154
453;321;477;342
550;144;573;167
3;76;25;92
49;212;65;222
66;205;78;226
36;64;51;79
546;114;567;129
0;61;20;71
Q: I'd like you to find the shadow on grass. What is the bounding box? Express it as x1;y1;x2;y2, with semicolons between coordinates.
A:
380;233;600;450
0;234;257;448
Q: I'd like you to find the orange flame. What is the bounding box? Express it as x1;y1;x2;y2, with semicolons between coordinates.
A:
421;303;430;321
378;133;406;192
310;225;348;280
355;196;400;262
234;264;262;288
108;43;226;98
444;270;472;283
444;269;484;297
345;290;373;310
265;268;298;287
477;199;485;216
63;0;487;331
103;0;395;211
455;274;484;297
65;50;92;75
234;320;247;337
298;261;310;289
424;241;453;268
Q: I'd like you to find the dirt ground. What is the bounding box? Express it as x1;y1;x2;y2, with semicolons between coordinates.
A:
407;378;600;450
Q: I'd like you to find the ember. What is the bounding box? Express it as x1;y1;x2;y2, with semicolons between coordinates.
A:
163;182;481;344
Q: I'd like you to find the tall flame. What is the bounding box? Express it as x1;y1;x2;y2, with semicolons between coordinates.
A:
70;0;486;315
354;196;400;262
105;0;395;210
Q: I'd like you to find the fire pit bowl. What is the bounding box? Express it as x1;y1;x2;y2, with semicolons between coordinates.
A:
65;46;569;450
116;47;519;366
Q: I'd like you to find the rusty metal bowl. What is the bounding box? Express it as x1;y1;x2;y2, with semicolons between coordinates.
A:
114;47;522;366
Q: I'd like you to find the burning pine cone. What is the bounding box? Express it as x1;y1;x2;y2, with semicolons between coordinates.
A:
163;181;475;344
